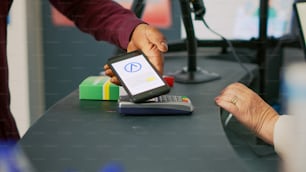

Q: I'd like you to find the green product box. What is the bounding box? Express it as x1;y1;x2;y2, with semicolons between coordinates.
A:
79;76;119;100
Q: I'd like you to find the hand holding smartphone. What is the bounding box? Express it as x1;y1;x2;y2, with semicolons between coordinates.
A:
107;50;170;103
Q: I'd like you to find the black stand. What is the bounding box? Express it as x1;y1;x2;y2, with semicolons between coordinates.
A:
174;0;220;84
130;0;145;17
257;0;268;100
130;0;221;83
172;0;270;92
129;0;271;88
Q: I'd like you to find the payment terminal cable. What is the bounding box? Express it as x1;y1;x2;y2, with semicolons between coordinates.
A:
190;0;254;86
190;1;254;127
196;17;242;127
203;18;255;126
200;17;256;126
199;17;254;86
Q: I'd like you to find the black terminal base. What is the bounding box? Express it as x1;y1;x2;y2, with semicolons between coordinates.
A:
174;67;221;84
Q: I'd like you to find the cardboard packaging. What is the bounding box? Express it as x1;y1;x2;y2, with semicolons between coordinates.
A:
79;76;120;100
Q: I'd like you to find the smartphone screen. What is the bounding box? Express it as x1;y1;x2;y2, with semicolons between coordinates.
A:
108;51;170;103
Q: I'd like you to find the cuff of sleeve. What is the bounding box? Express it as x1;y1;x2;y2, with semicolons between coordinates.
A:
274;115;294;158
118;19;146;50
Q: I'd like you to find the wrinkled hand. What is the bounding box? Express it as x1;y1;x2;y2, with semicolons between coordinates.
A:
215;82;279;145
104;24;168;85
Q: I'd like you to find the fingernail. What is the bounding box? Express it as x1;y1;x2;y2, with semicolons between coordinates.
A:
161;42;168;51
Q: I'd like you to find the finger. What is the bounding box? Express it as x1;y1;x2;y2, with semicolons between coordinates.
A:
147;53;164;74
110;77;121;86
216;94;240;106
145;26;168;52
215;96;239;114
104;68;114;77
139;44;164;74
104;64;110;70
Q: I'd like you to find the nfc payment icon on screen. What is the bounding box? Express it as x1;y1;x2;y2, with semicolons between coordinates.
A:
108;51;170;103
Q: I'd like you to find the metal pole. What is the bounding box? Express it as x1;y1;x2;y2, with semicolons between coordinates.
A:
258;0;269;98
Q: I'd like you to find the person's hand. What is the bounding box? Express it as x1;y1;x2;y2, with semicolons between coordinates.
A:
215;82;279;145
104;24;168;85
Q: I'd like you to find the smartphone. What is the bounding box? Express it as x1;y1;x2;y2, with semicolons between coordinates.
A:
107;50;170;103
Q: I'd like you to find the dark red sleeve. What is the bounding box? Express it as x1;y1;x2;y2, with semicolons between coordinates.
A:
48;0;144;50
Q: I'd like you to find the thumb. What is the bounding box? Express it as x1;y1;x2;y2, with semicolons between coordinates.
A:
145;25;168;52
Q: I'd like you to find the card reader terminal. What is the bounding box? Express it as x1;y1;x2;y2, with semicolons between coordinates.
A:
118;95;194;115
